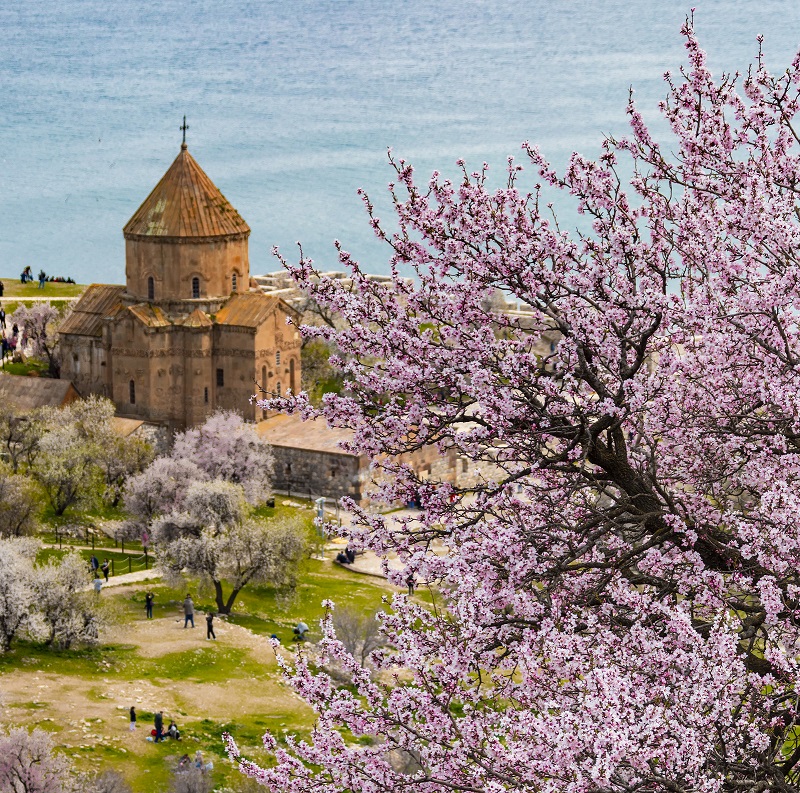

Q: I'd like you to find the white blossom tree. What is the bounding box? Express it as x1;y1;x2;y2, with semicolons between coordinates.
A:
0;407;46;473
0;727;74;793
31;424;102;516
124;456;208;525
0;468;39;538
0;538;37;652
152;480;307;614
171;410;273;504
31;551;100;649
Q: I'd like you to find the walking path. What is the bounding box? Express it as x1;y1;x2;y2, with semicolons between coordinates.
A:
93;569;162;589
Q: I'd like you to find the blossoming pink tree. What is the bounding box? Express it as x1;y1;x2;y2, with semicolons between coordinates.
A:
234;21;800;793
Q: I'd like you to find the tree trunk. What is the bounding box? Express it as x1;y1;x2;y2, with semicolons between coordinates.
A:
213;580;227;614
223;587;242;615
212;579;242;615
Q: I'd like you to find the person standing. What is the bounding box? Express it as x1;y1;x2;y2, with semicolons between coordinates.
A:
93;577;103;596
101;558;110;582
206;612;216;641
0;280;5;297
183;594;194;628
0;307;6;329
154;711;164;743
129;706;136;732
145;591;154;619
90;555;99;575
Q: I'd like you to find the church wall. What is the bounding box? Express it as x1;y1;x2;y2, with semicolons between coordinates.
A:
60;335;108;398
110;318;188;426
182;326;215;427
125;235;250;303
253;310;303;412
212;325;260;421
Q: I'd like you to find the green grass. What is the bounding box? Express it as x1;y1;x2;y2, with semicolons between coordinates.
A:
0;279;86;298
1;358;49;376
2;497;393;791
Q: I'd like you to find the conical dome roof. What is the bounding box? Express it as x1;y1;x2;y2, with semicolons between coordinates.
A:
124;145;250;239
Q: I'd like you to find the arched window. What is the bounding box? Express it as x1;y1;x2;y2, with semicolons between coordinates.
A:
147;276;154;301
231;272;238;293
192;277;200;299
289;358;296;394
261;366;267;419
129;380;136;405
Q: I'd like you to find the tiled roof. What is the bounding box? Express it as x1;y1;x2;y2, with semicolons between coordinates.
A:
123;145;250;239
215;293;281;328
127;303;171;328
256;413;356;456
59;284;125;337
0;375;80;412
181;308;213;328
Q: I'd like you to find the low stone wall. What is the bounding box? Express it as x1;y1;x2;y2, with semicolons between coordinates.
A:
270;444;366;502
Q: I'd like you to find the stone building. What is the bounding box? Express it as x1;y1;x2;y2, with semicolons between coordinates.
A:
59;141;301;430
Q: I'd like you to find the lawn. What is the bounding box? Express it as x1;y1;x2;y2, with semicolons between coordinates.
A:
0;547;392;791
0;278;86;299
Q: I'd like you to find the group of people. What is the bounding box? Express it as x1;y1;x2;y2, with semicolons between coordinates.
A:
19;266;75;286
90;554;111;581
129;708;181;742
335;546;357;565
1;316;22;362
182;593;217;640
178;751;213;774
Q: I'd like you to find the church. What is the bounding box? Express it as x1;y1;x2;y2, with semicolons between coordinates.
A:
59;137;301;430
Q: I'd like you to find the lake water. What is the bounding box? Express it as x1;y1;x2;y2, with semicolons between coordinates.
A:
1;0;799;284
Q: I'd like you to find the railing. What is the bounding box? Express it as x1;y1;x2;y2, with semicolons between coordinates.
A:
110;553;151;576
44;527;143;553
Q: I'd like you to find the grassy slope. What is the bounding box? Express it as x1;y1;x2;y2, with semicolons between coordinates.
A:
0;552;393;791
0;279;87;298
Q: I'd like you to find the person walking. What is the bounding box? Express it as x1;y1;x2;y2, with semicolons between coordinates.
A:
154;711;164;743
0;307;6;330
206;612;216;641
93;577;103;596
129;706;136;732
100;558;110;582
0;280;5;297
90;554;99;575
145;591;154;620
183;594;194;628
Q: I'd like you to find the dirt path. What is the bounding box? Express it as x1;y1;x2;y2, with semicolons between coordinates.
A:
0;590;305;767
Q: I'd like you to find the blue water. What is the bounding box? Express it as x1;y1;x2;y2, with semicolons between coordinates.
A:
1;0;799;284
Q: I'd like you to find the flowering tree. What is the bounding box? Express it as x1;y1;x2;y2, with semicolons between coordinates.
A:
0;467;39;538
31;423;102;515
232;21;800;793
0;538;36;652
31;551;101;649
0;727;74;793
171;410;274;504
152;480;307;614
11;302;69;378
124;456;207;525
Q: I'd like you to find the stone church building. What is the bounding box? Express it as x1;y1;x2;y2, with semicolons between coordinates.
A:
59;141;301;430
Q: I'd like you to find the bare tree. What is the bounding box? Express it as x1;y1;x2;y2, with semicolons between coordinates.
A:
169;767;213;793
331;606;386;668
